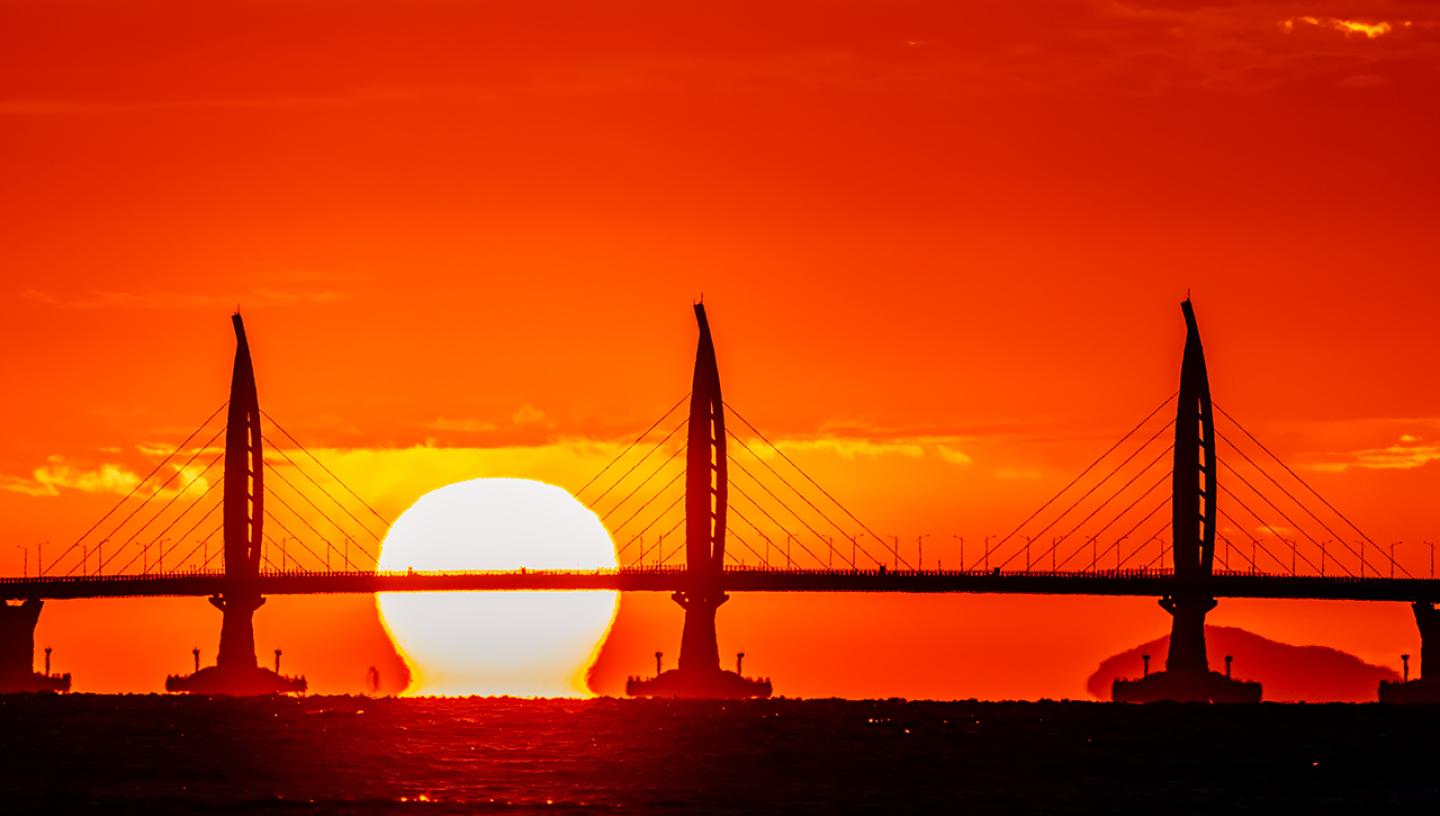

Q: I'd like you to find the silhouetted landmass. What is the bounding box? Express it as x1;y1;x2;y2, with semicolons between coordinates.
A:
1088;625;1398;702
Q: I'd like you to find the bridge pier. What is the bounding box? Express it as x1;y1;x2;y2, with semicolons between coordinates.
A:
0;599;70;693
1378;601;1440;702
166;592;306;694
627;589;771;698
1113;594;1260;703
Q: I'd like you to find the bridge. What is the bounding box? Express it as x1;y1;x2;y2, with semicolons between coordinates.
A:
5;567;1440;603
2;301;1438;702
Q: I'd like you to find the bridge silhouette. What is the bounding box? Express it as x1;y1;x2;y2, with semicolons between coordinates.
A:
1;302;1437;701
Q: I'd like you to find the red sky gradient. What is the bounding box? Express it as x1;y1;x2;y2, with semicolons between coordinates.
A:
2;0;1439;697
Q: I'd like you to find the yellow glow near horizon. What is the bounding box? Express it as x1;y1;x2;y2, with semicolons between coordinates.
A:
376;478;619;697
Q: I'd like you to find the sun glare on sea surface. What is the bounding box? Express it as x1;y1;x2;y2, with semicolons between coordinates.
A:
376;478;619;697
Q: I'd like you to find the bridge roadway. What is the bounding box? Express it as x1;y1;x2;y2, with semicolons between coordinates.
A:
3;566;1439;603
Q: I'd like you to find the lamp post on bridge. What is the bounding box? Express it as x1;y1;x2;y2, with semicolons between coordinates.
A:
917;535;929;571
953;536;964;574
37;541;46;576
848;534;860;569
1320;540;1326;576
786;535;795;569
16;544;27;577
156;538;167;574
1391;541;1400;579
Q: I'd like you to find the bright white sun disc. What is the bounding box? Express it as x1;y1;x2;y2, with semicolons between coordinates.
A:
376;478;618;697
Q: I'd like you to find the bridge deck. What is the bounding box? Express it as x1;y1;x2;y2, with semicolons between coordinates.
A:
2;567;1437;603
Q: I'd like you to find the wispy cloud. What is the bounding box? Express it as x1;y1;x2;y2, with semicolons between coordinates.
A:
0;459;142;497
1281;16;1413;38
422;418;500;433
1;450;217;499
1308;434;1440;472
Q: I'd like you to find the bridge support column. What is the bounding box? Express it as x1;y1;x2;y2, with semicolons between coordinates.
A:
1379;601;1440;702
676;590;725;674
1161;594;1215;676
0;599;70;693
214;593;264;671
1112;595;1261;703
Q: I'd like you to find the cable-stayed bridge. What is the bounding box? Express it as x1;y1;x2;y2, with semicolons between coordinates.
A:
1;302;1437;702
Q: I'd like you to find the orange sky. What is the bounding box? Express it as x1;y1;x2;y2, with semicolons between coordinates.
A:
3;0;1440;698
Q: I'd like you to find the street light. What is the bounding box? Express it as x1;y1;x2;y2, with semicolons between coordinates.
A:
953;536;964;574
917;535;929;571
16;545;27;578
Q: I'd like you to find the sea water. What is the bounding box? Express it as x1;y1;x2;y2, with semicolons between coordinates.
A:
2;695;1436;813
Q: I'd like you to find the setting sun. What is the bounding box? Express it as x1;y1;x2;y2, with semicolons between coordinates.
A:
376;478;619;697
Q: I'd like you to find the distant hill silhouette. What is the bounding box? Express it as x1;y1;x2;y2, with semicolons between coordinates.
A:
1087;626;1399;702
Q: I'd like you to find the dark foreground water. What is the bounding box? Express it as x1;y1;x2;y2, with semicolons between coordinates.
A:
3;696;1439;814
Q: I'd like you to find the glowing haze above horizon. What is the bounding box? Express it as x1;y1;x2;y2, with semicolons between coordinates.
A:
3;0;1440;698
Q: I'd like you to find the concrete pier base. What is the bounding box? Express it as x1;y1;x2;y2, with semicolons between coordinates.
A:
165;664;306;695
1113;670;1260;703
626;669;771;698
0;600;70;693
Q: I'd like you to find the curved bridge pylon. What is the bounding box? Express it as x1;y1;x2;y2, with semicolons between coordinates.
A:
166;314;307;695
627;304;773;699
1113;300;1261;703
